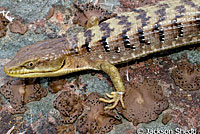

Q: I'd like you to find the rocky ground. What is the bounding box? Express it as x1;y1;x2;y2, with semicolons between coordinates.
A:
0;0;199;133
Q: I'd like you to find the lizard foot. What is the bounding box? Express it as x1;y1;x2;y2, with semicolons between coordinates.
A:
99;92;125;110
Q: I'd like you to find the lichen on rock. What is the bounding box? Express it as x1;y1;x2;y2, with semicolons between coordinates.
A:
73;2;116;28
171;61;200;91
0;112;16;134
77;92;122;134
56;124;75;134
0;12;9;37
9;20;27;35
0;78;47;114
53;91;84;124
49;77;66;93
116;79;169;126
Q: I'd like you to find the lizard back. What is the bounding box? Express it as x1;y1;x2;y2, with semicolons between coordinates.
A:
4;0;200;74
70;0;200;64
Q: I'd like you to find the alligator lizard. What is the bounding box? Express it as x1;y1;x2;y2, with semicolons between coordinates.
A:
4;0;200;110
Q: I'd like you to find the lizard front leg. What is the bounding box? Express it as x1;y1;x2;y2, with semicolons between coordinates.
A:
91;61;125;110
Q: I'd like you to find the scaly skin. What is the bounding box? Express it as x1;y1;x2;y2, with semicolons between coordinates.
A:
4;0;200;110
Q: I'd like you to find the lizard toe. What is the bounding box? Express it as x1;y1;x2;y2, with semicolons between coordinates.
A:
99;92;125;110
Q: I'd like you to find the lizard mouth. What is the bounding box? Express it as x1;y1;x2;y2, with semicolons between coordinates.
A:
4;68;63;78
4;59;93;78
4;68;92;78
4;60;66;78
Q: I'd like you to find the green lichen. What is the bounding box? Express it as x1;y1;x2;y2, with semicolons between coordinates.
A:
168;49;200;64
80;73;113;95
24;93;58;124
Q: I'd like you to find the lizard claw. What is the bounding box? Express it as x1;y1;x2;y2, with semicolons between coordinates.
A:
99;92;125;110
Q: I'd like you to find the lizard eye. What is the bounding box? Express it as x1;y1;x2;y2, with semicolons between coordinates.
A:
24;61;35;69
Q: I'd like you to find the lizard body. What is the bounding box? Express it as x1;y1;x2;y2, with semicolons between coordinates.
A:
4;0;200;109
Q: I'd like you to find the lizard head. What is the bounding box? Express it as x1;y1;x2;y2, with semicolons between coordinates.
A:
4;38;74;78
